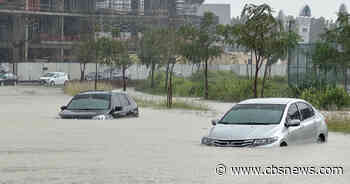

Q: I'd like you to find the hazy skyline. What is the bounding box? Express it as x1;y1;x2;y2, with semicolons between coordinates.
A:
205;0;349;20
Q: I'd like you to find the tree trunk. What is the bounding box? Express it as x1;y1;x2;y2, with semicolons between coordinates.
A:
167;63;175;108
254;61;259;98
197;63;201;73
344;68;348;91
94;62;98;90
204;59;209;99
80;63;86;81
261;63;269;97
109;66;113;80
150;62;155;88
246;62;249;80
165;62;169;91
122;65;127;91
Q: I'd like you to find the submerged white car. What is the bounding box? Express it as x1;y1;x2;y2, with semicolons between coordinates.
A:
201;98;328;147
40;72;69;86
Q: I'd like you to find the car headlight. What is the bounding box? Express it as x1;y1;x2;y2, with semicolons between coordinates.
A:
253;137;278;146
92;114;112;120
201;137;214;145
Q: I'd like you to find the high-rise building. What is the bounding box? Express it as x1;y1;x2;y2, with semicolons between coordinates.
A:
196;4;231;25
96;0;142;13
0;0;202;66
339;3;348;14
143;0;202;16
297;5;312;44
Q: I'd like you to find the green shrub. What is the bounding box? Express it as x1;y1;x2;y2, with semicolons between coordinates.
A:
300;87;350;110
135;70;300;102
300;88;321;108
208;78;252;102
64;80;114;96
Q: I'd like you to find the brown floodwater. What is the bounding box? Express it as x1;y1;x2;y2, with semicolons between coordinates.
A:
0;86;349;184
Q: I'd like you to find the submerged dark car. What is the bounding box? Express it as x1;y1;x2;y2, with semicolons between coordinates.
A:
59;90;139;120
0;72;18;86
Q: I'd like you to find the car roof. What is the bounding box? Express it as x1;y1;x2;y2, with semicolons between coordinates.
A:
238;98;302;105
77;90;110;95
77;90;128;95
47;72;65;74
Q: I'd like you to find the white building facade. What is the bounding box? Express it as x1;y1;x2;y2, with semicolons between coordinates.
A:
297;5;312;44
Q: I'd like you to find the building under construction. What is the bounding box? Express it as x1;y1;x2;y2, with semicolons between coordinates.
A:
0;0;203;72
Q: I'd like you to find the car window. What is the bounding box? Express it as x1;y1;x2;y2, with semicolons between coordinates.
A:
120;94;131;106
297;102;315;121
112;94;122;107
220;104;286;125
287;103;301;121
112;94;131;107
43;73;55;77
67;94;111;110
125;94;135;105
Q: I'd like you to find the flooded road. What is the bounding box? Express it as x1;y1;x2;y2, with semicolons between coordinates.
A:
0;86;349;183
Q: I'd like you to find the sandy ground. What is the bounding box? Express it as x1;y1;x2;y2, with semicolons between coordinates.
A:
0;86;349;184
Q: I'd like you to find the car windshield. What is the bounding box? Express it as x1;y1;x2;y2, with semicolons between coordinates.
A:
220;104;286;125
67;94;111;110
43;73;56;77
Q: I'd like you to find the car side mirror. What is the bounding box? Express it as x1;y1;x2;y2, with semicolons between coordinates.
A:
115;106;123;112
285;119;301;127
211;119;218;126
60;106;67;111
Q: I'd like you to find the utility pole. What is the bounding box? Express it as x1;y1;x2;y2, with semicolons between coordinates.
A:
287;19;293;86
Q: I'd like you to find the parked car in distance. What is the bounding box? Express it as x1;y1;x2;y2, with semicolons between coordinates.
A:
201;98;328;148
40;72;69;86
85;72;104;81
59;90;139;120
102;68;129;80
0;72;18;86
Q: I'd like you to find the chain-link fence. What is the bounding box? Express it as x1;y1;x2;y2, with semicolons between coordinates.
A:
288;43;350;90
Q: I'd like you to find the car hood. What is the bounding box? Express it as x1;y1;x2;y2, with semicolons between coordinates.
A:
59;109;110;119
208;124;281;140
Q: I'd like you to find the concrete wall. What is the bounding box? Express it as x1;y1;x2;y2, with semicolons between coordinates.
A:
8;63;287;80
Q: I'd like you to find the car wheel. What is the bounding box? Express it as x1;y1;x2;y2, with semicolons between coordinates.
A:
317;134;326;144
133;109;139;117
50;81;55;86
280;142;288;147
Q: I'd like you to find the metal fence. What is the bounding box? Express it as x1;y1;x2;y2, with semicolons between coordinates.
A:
288;43;350;89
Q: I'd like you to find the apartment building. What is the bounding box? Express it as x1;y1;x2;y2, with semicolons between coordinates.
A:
0;0;97;69
0;0;203;74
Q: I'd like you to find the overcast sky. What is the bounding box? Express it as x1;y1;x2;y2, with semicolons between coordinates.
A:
205;0;348;20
